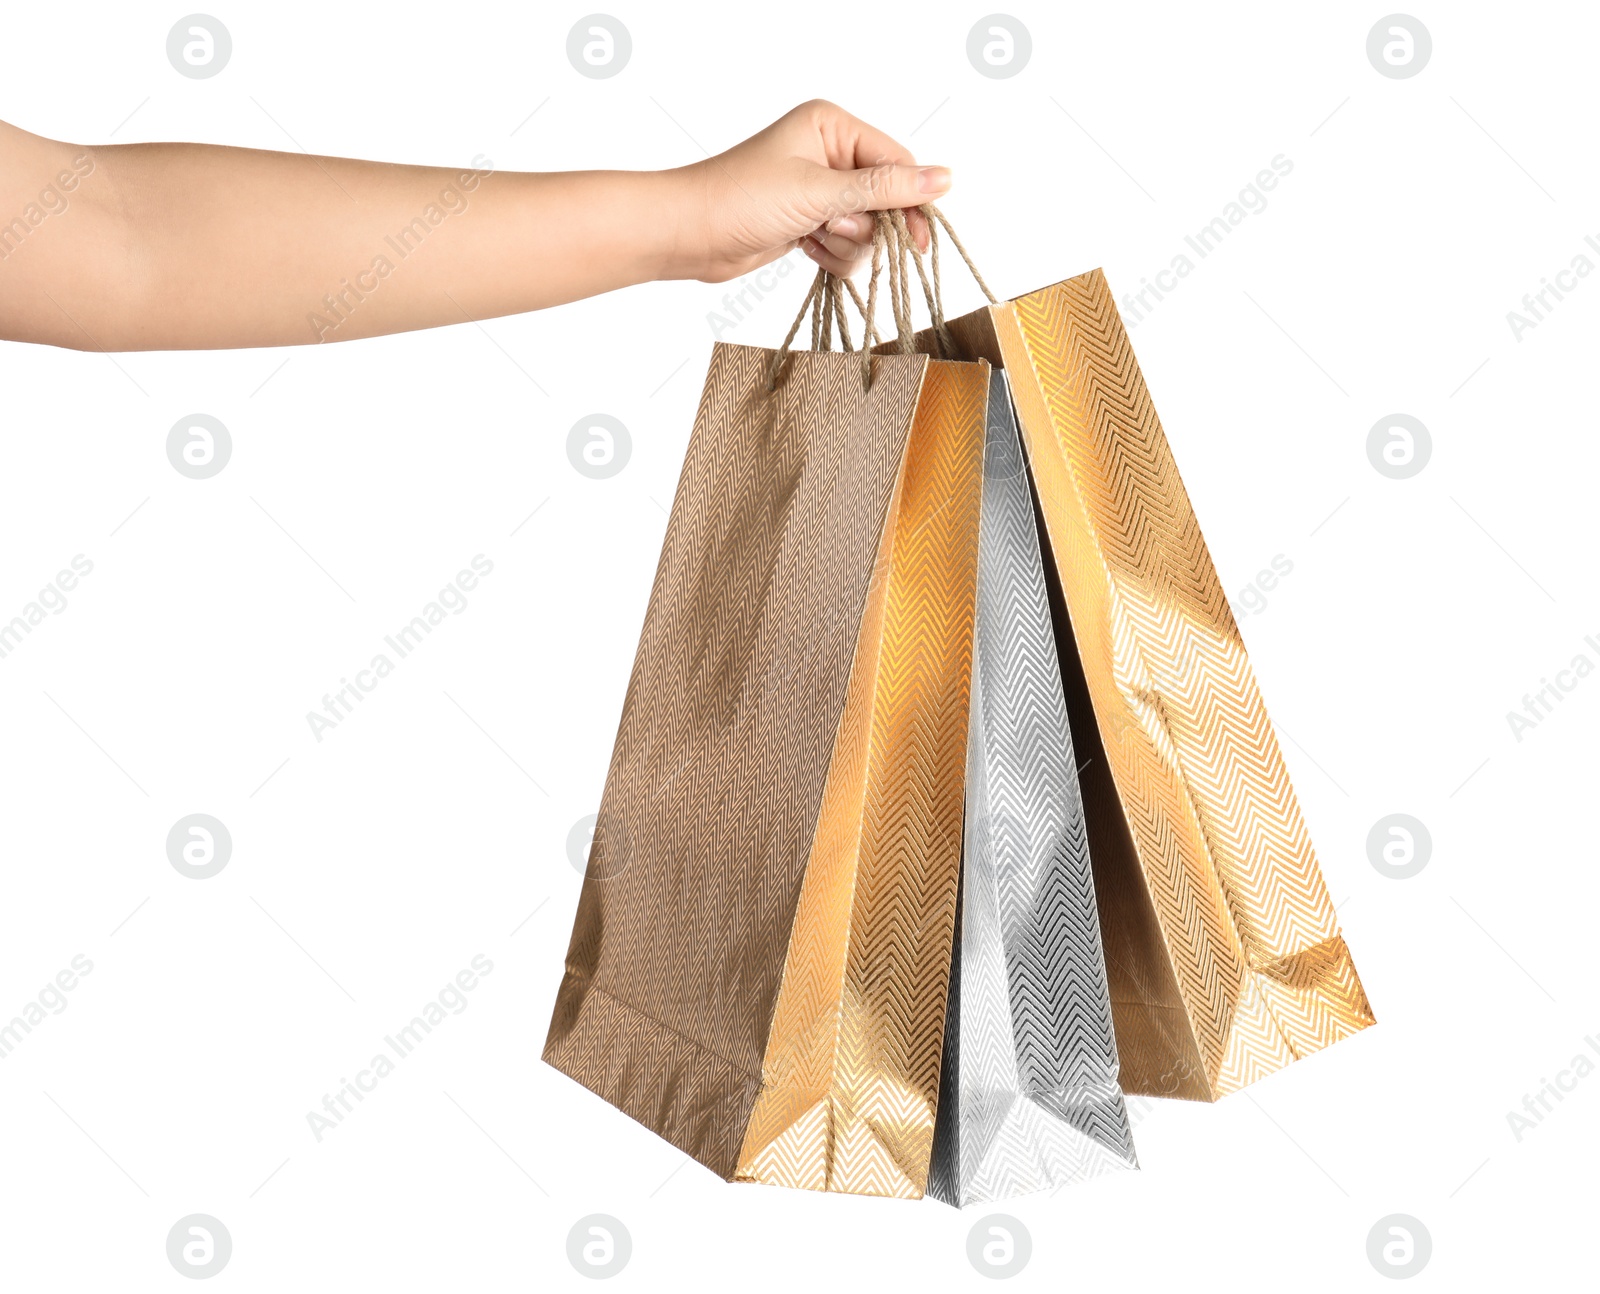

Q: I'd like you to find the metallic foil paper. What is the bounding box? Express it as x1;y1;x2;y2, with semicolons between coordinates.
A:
987;270;1376;1099
927;370;1137;1206
900;272;1375;1101
545;341;986;1195
735;356;986;1196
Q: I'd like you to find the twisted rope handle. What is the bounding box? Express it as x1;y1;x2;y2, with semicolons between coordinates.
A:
765;265;861;390
764;203;994;392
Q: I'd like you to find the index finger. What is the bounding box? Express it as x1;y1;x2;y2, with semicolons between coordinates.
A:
810;104;934;250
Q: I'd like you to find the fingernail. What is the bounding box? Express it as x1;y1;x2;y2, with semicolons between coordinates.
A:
800;236;822;258
918;166;952;194
827;214;867;238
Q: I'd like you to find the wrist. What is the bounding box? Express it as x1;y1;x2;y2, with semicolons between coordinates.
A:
644;163;711;282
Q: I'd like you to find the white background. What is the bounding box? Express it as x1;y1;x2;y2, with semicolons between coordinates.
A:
1;1;1594;1288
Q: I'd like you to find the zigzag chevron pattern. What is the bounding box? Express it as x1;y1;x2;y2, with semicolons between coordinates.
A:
989;270;1375;1099
927;371;1137;1207
735;358;985;1197
543;343;932;1177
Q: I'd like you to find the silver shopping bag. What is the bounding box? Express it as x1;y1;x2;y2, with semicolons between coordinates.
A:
927;371;1138;1205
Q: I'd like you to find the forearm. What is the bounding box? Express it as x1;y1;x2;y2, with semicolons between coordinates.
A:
1;101;944;352
1;129;693;350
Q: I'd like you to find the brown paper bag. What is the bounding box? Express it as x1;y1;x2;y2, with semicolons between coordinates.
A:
544;270;987;1195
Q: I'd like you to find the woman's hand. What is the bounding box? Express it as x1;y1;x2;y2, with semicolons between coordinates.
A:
664;100;950;284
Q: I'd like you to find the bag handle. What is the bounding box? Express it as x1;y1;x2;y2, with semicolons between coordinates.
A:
764;204;997;392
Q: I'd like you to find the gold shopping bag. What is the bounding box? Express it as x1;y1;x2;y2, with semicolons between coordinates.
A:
544;267;986;1195
909;213;1375;1101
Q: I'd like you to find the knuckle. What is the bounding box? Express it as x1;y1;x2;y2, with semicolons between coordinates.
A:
857;163;896;199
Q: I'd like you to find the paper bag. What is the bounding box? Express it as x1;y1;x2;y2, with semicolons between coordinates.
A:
906;228;1375;1100
985;269;1376;1099
545;317;986;1194
927;370;1138;1204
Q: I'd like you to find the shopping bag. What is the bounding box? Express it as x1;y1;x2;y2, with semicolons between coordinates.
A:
915;213;1375;1100
926;369;1138;1205
544;268;986;1196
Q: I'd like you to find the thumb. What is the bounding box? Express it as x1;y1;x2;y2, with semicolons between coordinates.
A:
805;161;952;223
